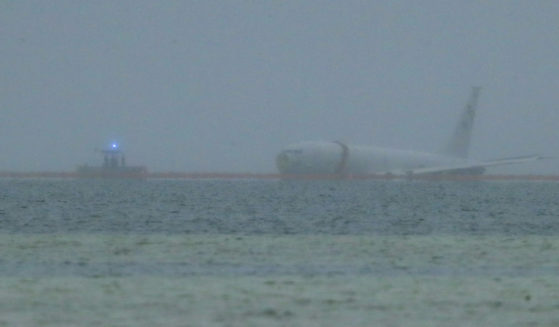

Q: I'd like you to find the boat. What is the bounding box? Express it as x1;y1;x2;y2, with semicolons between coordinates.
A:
76;143;147;179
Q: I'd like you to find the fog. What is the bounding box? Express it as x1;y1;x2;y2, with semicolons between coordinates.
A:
2;1;558;174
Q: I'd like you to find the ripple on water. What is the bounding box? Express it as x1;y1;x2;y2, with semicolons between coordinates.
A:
1;179;559;235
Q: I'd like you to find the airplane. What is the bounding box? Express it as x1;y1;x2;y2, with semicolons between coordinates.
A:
276;87;543;177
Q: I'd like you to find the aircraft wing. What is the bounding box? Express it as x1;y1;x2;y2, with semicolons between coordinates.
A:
389;155;547;176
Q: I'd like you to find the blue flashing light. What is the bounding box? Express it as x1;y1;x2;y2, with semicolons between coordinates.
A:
111;143;118;149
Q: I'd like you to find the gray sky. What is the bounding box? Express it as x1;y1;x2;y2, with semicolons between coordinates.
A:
2;1;558;173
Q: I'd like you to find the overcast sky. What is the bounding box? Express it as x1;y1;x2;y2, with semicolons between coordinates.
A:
2;1;558;173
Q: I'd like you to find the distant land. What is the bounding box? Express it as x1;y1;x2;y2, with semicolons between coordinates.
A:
1;171;559;181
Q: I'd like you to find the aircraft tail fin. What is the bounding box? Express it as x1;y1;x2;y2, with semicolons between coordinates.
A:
442;87;481;158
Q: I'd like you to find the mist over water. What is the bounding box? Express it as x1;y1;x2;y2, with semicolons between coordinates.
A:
3;1;559;325
2;1;559;174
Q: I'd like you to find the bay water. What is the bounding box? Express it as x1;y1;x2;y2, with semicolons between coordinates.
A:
1;179;558;326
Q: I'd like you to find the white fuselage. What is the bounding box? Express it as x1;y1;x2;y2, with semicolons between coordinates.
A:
276;141;466;175
275;88;542;176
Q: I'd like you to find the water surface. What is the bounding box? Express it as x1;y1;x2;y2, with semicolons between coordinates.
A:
1;179;558;326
